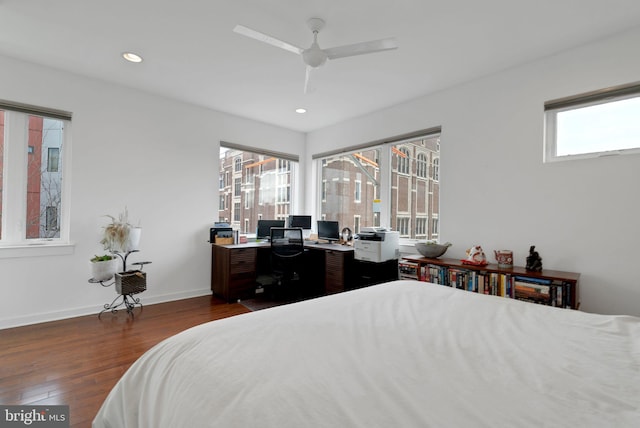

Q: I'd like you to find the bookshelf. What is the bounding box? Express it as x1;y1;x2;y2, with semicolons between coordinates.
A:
401;255;580;310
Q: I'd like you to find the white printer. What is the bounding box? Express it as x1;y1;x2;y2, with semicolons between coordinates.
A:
354;227;400;262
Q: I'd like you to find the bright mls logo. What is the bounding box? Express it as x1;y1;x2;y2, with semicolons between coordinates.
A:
0;406;69;427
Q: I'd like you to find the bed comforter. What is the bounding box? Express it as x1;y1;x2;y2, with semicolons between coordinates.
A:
93;280;640;427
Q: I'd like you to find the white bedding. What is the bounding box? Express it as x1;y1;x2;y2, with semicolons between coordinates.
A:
93;280;640;427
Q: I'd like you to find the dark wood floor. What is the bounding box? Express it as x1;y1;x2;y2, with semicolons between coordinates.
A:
0;295;250;427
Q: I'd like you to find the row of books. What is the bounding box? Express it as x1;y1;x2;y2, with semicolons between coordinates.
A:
419;264;573;308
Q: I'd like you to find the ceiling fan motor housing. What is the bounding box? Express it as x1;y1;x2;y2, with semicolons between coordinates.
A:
303;43;327;67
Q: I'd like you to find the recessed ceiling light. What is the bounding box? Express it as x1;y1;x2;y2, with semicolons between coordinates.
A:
295;108;307;114
122;52;143;63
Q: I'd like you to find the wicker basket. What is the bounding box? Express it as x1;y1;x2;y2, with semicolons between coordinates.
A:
115;270;147;295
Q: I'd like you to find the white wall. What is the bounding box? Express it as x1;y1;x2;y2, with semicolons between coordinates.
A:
307;27;640;317
0;55;305;329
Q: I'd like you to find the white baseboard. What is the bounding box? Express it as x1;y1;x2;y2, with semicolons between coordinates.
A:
0;288;212;330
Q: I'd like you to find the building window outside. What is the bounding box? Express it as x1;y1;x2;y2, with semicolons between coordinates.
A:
278;159;290;172
1;108;69;243
432;217;439;238
416;153;428;178
397;217;410;237
234;178;241;196
220;145;297;233
47;147;59;172
396;147;410;175
234;202;240;222
432;157;439;181
316;130;440;241
354;180;362;203
545;82;640;162
219;195;225;211
354;215;361;234
415;217;427;237
219;173;225;189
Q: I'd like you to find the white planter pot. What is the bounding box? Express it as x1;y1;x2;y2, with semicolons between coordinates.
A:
91;258;117;281
126;227;142;252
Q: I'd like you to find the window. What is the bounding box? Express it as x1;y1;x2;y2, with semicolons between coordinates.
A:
396;147;410;174
416;153;428;178
47;147;59;172
219;144;298;233
354;215;361;234
397;217;410;236
234;178;241;197
545;81;640;162
315;128;441;241
234;202;241;222
317;148;381;230
415;217;427;237
0;102;71;248
390;134;440;240
432;217;439;238
219;173;225;189
432;157;439;181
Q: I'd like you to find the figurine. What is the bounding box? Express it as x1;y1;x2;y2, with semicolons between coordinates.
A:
461;245;488;266
525;245;543;272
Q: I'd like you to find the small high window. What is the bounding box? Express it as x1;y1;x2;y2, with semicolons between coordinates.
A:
545;82;640;162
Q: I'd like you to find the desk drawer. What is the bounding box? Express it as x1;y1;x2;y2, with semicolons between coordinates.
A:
230;248;257;274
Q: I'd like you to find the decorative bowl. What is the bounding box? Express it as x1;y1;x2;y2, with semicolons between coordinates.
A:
415;242;451;258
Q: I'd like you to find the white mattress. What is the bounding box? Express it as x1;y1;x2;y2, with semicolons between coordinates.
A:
93;280;640;427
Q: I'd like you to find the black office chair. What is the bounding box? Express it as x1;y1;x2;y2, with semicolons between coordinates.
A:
269;227;305;300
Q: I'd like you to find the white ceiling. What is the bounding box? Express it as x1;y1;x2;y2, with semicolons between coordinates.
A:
1;0;640;133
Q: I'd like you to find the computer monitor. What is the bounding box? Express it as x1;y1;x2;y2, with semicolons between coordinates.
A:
288;215;312;230
256;219;285;240
317;220;340;243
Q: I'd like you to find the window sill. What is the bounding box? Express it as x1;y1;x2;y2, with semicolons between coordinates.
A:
0;242;76;259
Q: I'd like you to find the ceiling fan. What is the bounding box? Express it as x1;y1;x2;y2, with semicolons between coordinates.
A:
233;18;398;94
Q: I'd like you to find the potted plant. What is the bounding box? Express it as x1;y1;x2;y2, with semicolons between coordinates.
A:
100;208;141;253
90;254;117;281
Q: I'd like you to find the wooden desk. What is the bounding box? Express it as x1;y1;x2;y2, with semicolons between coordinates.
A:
211;241;357;302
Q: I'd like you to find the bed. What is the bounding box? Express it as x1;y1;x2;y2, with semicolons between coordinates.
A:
93;280;640;427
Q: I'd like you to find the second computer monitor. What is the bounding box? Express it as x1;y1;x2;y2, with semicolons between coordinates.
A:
288;215;312;230
317;220;340;243
256;219;285;240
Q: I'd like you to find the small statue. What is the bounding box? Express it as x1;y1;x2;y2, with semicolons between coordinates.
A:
461;245;488;266
526;245;543;272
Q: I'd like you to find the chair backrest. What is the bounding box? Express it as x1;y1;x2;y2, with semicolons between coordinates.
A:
270;228;304;258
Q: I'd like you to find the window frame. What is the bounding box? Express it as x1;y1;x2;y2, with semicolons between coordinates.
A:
544;81;640;163
0;104;73;258
313;127;441;243
219;141;299;235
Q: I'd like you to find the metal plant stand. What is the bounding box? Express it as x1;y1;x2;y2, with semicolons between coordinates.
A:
89;250;151;319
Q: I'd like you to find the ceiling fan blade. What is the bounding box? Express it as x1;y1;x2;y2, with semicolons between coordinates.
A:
233;25;303;55
324;37;398;60
304;65;313;94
